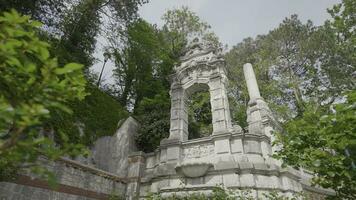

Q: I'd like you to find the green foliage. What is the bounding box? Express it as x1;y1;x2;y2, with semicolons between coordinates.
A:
188;91;212;139
274;91;356;199
135;92;171;152
224;2;355;198
109;18;176;152
48;85;128;146
226;15;327;122
0;0;147;72
161;6;221;56
112;19;173;108
324;0;356;91
0;10;87;180
271;1;356;198
53;0;103;69
0;0;68;29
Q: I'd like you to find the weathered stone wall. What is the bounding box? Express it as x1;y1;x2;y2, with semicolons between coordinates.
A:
0;158;126;200
0;182;96;200
0;117;140;200
91;117;139;178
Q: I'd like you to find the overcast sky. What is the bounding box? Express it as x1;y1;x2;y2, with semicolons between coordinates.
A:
93;0;340;84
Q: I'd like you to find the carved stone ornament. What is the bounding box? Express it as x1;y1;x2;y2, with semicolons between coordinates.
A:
175;161;213;178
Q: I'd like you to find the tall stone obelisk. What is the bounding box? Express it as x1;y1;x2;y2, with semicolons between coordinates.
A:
243;63;278;157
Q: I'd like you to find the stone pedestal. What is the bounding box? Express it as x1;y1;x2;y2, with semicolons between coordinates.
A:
126;152;145;200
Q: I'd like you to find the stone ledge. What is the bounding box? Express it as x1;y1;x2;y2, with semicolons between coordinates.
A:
243;133;271;143
58;157;127;183
301;183;335;196
4;175;114;200
160;138;182;147
159;185;302;193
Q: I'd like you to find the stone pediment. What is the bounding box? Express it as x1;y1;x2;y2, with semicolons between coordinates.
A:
174;39;225;77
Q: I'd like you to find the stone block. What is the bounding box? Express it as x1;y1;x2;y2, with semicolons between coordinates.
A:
167;146;180;161
243;140;262;154
234;155;249;163
170;178;185;188
255;175;273;188
209;81;222;90
160;149;167;163
204;175;223;186
212;98;224;108
214;139;230;154
247;154;265;163
269;175;281;189
260;141;272;157
127;164;140;177
248;121;263;135
158;179;170;188
238;162;254;170
170;109;180;120
239;174;255;187
187;177;204;185
250;111;262;121
281;176;300;191
253;163;269;171
230;139;243;154
214;155;236;170
212;109;226;121
146;156;156;169
156;163;176;176
170;119;181;130
213;121;227;133
263;126;274;139
222;173;240;187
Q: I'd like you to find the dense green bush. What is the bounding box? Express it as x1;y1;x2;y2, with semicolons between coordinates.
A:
0;10;87;181
135;92;171;152
48;84;128;147
274;91;356;199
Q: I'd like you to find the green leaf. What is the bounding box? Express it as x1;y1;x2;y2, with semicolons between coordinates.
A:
38;47;49;60
55;63;83;74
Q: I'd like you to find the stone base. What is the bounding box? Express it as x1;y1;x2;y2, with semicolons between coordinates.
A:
127;132;333;199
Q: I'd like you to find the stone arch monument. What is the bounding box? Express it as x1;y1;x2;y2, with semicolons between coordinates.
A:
123;39;332;199
169;39;234;141
0;40;333;200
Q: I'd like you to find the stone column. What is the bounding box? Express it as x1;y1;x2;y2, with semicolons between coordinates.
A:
209;75;232;134
169;85;188;141
243;63;277;157
243;63;261;101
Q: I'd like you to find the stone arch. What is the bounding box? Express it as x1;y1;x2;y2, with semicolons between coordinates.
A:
168;41;233;142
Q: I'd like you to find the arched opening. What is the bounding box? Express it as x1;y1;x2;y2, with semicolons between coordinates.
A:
186;84;212;139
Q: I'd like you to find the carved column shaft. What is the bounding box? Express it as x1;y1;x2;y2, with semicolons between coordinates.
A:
169;86;188;141
209;75;232;134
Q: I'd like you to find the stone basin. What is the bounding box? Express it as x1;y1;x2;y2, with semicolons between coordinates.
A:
175;162;213;178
